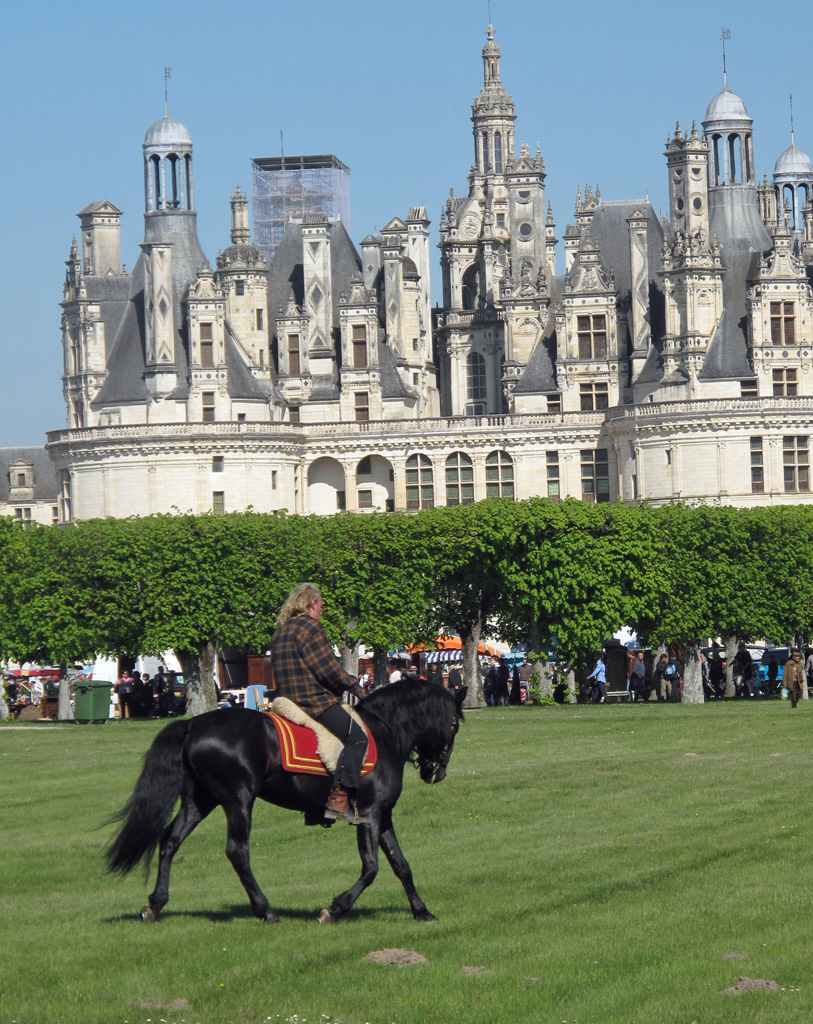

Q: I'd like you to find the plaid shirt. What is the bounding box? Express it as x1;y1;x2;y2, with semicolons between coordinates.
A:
271;612;358;716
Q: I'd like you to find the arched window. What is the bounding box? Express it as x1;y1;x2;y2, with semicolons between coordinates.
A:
446;452;474;506
462;264;480;310
711;135;722;186
168;154;180;208
486;450;514;499
150;154;162;210
494;132;502;173
406;454;434;510
728;134;739;183
466;352;487;415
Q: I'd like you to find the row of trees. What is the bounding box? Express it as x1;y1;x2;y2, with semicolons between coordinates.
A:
1;499;812;714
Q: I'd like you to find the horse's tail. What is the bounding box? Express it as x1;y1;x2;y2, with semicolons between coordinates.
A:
105;717;191;879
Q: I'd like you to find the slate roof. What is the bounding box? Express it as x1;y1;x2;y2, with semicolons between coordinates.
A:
701;191;773;380
0;447;58;502
267;219;362;327
378;341;410;399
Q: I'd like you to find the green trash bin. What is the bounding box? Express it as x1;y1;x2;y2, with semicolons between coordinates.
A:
74;681;113;723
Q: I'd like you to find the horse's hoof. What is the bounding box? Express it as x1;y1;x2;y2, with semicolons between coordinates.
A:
415;910;438;923
263;910;280;924
317;908;334;924
140;906;156;922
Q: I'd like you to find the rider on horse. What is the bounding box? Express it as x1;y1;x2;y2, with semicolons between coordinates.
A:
271;583;367;824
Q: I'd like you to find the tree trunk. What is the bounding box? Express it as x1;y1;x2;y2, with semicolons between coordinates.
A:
528;618;542;659
566;665;577;704
723;634;737;697
0;695;8;721
682;642;704;704
461;615;486;708
58;675;74;721
176;642;218;716
533;657;551;698
372;647;388;689
340;643;359;678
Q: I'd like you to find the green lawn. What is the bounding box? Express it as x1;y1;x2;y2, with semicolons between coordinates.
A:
1;701;811;1024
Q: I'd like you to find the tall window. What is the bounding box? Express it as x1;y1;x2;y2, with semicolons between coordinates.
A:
256;308;264;331
750;437;764;494
200;323;213;367
581;449;610;503
773;368;798;397
212;455;224;473
546;451;560;502
354;392;369;422
577;314;607;359
770;301;796;345
486;450;514;499
287;334;300;375
202;392;215;422
235;280;245;296
406;454;434;510
579;382;609;411
352;324;367;368
466;352;487;414
445;452;474;506
783;436;809;493
289;406;300;424
494;132;503;173
212;492;225;514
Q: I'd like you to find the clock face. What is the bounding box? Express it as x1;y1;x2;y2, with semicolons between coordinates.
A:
462;213;480;239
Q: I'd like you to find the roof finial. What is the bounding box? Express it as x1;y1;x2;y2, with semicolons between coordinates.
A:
790;93;795;145
164;66;171;117
721;28;730;89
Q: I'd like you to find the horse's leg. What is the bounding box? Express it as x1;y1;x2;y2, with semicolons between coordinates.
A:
378;814;437;922
223;799;279;924
143;792;214;921
317;819;381;924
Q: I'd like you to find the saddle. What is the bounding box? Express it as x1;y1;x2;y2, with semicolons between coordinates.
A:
266;697;376;777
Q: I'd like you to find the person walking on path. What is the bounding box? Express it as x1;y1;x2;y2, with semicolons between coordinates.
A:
588;654;607;703
784;648;806;708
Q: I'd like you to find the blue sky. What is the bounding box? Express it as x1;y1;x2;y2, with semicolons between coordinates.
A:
1;0;809;448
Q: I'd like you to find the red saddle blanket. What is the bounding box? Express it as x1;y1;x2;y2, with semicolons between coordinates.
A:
266;711;377;777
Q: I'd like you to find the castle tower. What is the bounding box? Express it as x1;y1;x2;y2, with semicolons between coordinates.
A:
77;201;122;277
701;80;770;249
229;185;251;244
471;24;516;178
665;120;710;244
772;135;813;248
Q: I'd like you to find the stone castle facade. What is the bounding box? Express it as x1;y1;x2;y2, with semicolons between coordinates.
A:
6;25;813;523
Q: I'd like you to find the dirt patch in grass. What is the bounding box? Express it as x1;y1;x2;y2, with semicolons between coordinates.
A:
139;998;191;1010
723;952;748;960
361;948;428;966
721;976;780;995
461;965;492;975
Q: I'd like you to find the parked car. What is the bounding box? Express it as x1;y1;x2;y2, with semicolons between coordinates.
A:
757;648;790;689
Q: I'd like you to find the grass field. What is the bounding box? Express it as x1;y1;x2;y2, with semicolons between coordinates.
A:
2;700;812;1024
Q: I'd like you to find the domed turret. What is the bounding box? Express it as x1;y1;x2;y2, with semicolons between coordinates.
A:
773;136;813;233
775;141;813;176
143;114;194;213
143;116;192;148
702;79;756;189
704;86;750;123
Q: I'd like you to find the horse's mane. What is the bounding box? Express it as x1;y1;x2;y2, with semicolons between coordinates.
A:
357;680;462;762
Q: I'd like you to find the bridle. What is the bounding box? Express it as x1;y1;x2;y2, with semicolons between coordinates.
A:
411;712;461;782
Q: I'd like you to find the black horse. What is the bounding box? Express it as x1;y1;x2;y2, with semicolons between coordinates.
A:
107;680;466;924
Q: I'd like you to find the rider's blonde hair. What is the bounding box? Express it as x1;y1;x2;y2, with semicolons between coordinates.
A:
277;583;322;626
